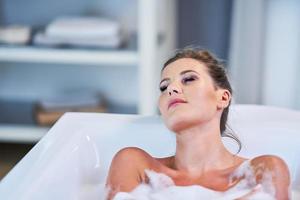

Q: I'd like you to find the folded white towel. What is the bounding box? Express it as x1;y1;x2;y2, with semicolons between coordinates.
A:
46;17;120;39
0;25;31;44
33;31;121;48
37;90;105;111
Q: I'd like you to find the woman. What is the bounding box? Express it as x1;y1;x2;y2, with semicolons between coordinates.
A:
105;49;290;199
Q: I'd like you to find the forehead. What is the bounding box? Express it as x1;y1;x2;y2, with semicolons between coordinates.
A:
161;58;208;78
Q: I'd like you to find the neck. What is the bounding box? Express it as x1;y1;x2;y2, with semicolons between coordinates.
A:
173;118;237;175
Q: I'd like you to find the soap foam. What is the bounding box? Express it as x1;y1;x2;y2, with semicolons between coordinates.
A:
109;161;276;200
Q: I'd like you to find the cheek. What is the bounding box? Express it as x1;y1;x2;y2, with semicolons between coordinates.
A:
158;94;167;114
183;88;218;121
189;87;217;108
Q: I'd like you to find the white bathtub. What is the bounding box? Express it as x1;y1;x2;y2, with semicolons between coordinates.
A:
0;104;299;199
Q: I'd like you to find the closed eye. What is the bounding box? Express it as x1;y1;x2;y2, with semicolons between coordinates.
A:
182;75;197;84
159;84;168;92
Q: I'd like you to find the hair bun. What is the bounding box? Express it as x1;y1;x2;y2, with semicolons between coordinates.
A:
197;50;218;65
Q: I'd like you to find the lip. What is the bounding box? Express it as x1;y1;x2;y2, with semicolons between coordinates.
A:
168;98;187;109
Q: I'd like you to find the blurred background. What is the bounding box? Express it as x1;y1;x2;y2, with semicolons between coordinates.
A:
0;0;299;179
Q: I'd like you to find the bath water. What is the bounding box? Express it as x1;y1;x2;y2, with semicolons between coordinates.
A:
109;160;278;200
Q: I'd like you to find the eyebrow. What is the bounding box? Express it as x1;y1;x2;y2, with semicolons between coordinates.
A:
159;69;200;85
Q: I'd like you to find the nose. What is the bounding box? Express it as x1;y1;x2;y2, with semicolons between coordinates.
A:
168;89;178;96
167;82;182;96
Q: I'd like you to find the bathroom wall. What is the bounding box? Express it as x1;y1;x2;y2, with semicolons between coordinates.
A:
261;0;300;109
177;0;233;60
229;0;300;109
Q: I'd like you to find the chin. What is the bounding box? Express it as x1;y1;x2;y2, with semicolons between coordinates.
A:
165;111;198;133
167;120;188;133
164;107;215;133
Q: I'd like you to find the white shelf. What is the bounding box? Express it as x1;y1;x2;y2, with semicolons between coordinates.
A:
0;0;176;143
0;46;138;65
0;124;49;143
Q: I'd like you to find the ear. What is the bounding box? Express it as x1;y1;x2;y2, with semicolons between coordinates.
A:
216;89;231;110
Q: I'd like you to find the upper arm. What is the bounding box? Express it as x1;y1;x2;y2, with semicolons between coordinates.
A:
105;147;151;199
251;155;291;200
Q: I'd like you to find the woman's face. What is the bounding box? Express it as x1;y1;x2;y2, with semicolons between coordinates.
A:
158;58;230;133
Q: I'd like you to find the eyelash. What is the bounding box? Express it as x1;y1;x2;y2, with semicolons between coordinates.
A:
159;85;167;92
182;76;196;84
159;75;197;92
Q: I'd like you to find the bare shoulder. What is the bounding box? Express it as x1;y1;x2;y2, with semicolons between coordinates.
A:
250;154;290;173
107;147;171;182
250;155;291;199
112;147;154;164
108;147;154;180
105;147;155;199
